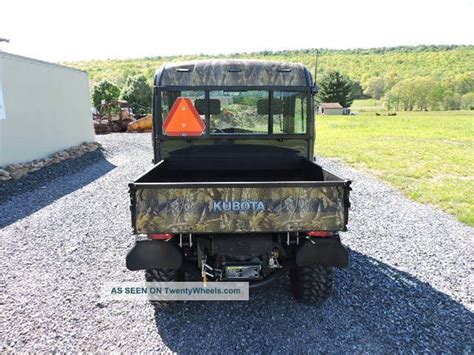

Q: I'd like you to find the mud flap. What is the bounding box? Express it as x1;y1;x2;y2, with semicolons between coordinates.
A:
296;238;349;268
126;240;183;271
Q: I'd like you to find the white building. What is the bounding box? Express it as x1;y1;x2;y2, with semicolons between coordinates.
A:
318;102;344;115
0;52;94;166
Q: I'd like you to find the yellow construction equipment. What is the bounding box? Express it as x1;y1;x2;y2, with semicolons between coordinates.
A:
128;114;152;132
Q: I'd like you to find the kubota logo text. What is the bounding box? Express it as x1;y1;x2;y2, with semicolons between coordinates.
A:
212;200;265;212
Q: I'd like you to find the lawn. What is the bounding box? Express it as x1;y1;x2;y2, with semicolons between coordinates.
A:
351;99;385;112
316;110;474;226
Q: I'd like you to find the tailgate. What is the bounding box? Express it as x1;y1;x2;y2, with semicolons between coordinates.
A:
130;180;350;234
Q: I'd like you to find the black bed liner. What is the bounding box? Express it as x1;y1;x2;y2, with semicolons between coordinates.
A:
136;159;325;183
137;144;327;183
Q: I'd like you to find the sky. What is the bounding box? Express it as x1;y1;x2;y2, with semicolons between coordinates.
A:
1;0;473;63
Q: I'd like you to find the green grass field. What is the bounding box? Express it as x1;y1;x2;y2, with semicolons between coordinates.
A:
351;99;385;112
316;110;474;226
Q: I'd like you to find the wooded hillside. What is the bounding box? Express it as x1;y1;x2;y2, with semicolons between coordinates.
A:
68;45;474;110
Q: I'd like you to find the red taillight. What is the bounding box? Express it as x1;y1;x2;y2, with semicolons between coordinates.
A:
148;233;174;240
308;231;334;238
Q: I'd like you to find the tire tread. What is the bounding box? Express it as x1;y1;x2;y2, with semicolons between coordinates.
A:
145;268;183;308
290;265;333;304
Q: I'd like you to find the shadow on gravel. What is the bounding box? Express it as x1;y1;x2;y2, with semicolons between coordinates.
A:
0;150;116;228
153;250;473;353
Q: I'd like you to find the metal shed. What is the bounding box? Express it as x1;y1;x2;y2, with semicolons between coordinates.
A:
318;102;344;115
0;52;94;166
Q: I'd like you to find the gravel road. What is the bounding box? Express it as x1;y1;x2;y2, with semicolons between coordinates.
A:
1;133;473;353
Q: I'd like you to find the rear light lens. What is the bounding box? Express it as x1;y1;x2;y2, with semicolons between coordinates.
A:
308;231;334;238
148;233;174;240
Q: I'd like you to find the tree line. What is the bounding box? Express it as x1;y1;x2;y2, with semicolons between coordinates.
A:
315;70;474;111
384;75;474;111
82;45;474;112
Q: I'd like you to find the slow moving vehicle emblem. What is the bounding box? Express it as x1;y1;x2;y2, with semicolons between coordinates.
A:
163;98;206;136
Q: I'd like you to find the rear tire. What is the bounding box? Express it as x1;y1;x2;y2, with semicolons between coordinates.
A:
145;268;184;308
289;265;333;304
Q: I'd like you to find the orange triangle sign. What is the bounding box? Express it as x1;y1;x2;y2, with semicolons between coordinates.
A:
163;98;206;136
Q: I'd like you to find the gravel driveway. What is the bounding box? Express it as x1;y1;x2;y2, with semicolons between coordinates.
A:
1;133;472;352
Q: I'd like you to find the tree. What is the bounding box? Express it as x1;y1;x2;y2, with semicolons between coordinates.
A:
349;80;366;100
443;93;462;110
461;93;474;110
427;83;446;111
120;75;152;116
386;78;416;111
411;77;433;111
91;80;121;108
454;72;474;94
317;71;354;107
386;77;451;111
364;77;385;100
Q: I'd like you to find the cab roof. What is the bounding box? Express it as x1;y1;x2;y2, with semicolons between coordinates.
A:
155;59;313;88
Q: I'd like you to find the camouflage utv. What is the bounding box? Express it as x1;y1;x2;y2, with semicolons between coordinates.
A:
126;60;351;304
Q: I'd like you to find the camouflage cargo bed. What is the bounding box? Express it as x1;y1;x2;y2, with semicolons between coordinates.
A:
129;159;351;234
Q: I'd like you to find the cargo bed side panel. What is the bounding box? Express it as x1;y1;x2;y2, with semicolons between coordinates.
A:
134;185;347;234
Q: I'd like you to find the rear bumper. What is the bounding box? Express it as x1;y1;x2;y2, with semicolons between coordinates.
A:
126;240;182;271
126;236;349;271
295;237;349;268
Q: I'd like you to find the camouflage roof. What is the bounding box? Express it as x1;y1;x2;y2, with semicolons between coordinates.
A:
155;60;313;87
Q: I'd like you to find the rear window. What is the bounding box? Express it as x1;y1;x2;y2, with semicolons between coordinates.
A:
209;90;268;135
272;92;307;134
159;90;307;136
